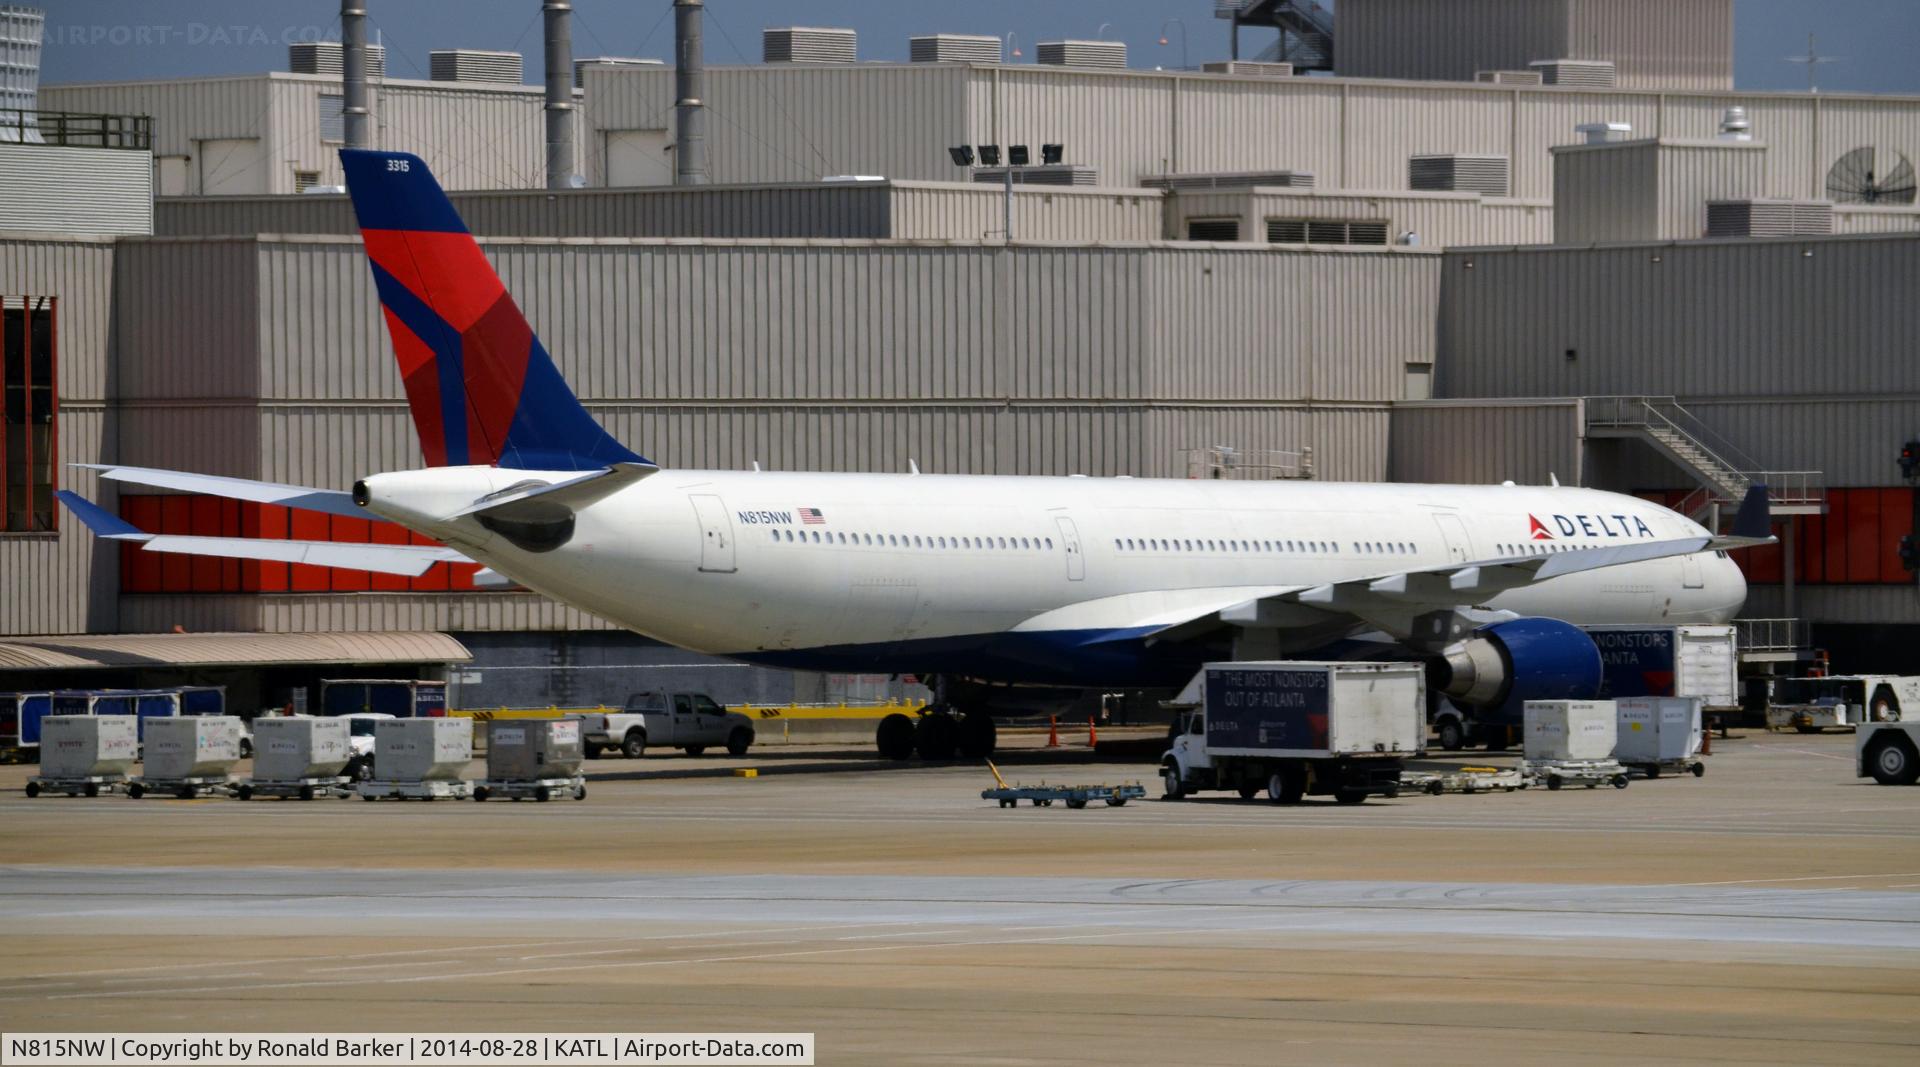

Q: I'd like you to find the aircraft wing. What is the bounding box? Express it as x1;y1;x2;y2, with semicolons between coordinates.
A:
57;491;470;577
78;464;366;519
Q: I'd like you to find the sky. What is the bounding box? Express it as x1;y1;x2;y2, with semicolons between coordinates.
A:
34;0;1920;95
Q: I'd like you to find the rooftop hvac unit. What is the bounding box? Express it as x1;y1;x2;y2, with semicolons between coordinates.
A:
1199;61;1295;77
1529;59;1618;88
763;27;857;64
1575;122;1633;145
1036;40;1127;70
0;3;43;141
429;49;524;84
972;164;1100;186
1476;69;1543;85
909;34;1001;64
574;56;663;88
1142;170;1316;191
1409;155;1511;198
1706;199;1835;238
289;40;388;79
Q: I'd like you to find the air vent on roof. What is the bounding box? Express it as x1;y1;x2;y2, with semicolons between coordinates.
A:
1475;69;1542;85
1199;61;1294;77
1186;218;1241;242
1409;155;1511;198
1706;199;1835;238
430;49;523;84
573;56;663;88
1529;59;1617;87
289;40;388;78
1575;122;1633;145
971;164;1100;186
1267;218;1389;246
1036;40;1127;70
910;34;1001;64
763;27;856;64
1142;170;1315;191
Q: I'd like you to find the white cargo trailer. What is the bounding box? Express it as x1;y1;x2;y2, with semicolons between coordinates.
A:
1585;625;1739;710
1161;662;1423;805
1613;697;1705;777
1523;700;1629;790
26;715;138;797
358;718;474;800
239;716;354;800
131;716;243;798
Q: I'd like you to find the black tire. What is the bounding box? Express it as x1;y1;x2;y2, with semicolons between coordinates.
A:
1546;775;1563;791
177;784;194;800
24;781;39;798
1645;764;1662;779
726;728;752;757
1611;775;1630;789
1238;784;1260;800
1690;761;1706;778
913;712;957;761
239;738;253;759
1066;798;1088;809
298;784;314;801
1269;767;1306;805
1867;737;1920;785
876;713;916;761
1334;789;1367;805
1436;718;1465;752
1161;764;1185;800
84;782;100;798
1426;780;1444;796
956;713;997;760
621;730;647;759
361;792;376;802
473;786;490;802
1795;724;1820;734
998;798;1014;809
236;784;254;801
128;783;144;799
585;744;602;760
347;757;373;783
1106;797;1127;807
573;785;587;800
535;785;551;802
684;746;706;757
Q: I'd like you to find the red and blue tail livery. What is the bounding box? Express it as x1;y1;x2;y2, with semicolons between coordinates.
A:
340;149;645;472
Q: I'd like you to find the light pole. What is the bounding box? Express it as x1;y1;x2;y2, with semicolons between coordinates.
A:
1003;31;1021;60
1159;18;1188;71
949;142;1063;243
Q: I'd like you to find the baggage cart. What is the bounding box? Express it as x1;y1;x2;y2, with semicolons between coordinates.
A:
473;776;587;802
234;776;353;801
126;775;231;799
27;716;137;796
1401;767;1530;795
980;762;1145;809
25;775;125;798
356;778;474;801
1521;758;1630;791
1614;697;1705;778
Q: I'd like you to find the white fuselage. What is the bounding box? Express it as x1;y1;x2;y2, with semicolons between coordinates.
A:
361;468;1746;686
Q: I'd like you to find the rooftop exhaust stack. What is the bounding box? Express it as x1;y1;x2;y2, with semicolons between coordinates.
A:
340;0;369;149
673;0;708;185
1718;106;1753;141
543;1;575;190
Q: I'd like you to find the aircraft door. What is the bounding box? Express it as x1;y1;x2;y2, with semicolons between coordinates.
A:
1680;553;1705;589
1431;512;1473;565
1054;515;1085;581
689;494;737;573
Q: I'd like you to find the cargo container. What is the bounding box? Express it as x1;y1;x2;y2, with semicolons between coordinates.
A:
321;679;448;718
51;690;137;723
1161;662;1422;805
1584;625;1738;709
1;691;52;752
372;717;471;781
1614;696;1705;776
486;718;584;780
140;715;244;780
251;716;352;781
1523;700;1618;762
38;715;138;779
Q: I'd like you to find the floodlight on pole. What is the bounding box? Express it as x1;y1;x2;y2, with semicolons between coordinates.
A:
1009;144;1030;166
949;145;975;167
978;144;1001;166
1159;18;1188;71
1004;31;1020;59
1041;143;1063;165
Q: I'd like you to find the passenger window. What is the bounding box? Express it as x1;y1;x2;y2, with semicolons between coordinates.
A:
673;694;694;714
693;695;725;716
770;530;779;541
1188;714;1204;736
1045;538;1054;549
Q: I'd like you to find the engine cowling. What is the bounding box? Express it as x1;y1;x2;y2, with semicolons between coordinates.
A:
1430;618;1602;717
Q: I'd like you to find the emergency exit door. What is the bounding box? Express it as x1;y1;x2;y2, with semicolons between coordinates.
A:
1431;512;1474;565
690;494;736;573
1054;515;1085;581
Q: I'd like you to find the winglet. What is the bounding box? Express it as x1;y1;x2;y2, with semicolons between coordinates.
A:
1731;484;1771;540
55;490;151;541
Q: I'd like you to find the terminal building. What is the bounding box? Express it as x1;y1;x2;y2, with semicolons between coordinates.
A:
3;0;1917;708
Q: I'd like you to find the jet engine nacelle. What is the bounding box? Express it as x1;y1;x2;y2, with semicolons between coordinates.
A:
1430;617;1602;716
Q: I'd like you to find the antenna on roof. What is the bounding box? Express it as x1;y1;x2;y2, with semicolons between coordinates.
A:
1785;32;1843;94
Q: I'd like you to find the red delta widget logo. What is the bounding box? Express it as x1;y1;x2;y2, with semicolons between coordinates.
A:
1528;512;1658;540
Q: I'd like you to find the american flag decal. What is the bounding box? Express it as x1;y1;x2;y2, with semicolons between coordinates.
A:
798;507;825;525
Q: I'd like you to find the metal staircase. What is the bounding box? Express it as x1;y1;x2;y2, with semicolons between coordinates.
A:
1584;396;1825;528
1216;0;1335;71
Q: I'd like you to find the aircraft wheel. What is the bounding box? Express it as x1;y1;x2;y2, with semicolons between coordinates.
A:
875;713;915;760
1436;719;1465;752
914;711;957;761
955;713;997;760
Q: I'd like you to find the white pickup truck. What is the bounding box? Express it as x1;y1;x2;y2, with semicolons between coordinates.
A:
571;691;756;759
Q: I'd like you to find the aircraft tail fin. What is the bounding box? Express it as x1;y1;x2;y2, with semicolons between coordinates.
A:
340;148;645;472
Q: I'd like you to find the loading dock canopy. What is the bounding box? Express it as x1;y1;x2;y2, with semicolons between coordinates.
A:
0;632;471;671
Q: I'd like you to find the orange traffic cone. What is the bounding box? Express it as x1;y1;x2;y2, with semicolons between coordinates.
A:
1087;715;1098;748
1046;716;1060;748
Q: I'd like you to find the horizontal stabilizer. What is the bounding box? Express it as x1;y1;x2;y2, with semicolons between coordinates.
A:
79;464;366;519
55;490;150;541
445;461;658;520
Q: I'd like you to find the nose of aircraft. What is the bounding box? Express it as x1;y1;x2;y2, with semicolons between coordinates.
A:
1710;552;1748;622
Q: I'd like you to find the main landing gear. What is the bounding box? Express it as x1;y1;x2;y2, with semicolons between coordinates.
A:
875;708;997;761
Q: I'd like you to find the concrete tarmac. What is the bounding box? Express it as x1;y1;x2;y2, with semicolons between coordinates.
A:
1;729;1917;1063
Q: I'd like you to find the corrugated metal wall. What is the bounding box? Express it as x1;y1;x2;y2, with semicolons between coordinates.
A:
1171;188;1553;247
0;145;152;236
0;238;118;635
1388;400;1582;485
1552;142;1660;243
1568;0;1734;91
117;592;615;636
887;183;1163;243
